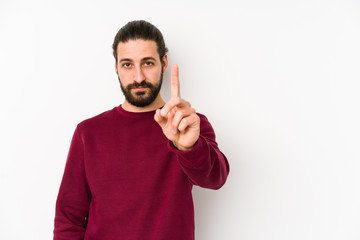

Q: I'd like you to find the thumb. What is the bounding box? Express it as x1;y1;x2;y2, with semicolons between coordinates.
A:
154;109;166;128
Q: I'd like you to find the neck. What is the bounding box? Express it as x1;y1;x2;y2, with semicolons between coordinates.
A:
121;94;165;113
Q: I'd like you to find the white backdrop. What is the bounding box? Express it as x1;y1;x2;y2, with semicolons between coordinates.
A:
1;0;359;239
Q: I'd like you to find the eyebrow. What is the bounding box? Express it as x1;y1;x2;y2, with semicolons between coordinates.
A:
142;57;157;62
119;57;157;63
119;58;132;63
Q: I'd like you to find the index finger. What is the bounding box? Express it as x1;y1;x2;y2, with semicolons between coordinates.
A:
171;64;180;98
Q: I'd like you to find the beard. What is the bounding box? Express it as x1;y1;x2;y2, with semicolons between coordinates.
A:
118;72;163;107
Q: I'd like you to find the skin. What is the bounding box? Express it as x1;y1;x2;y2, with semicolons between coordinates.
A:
115;40;167;112
115;39;200;151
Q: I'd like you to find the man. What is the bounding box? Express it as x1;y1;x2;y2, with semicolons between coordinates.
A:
54;20;229;240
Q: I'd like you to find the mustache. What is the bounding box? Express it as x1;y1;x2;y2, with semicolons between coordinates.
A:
126;81;154;90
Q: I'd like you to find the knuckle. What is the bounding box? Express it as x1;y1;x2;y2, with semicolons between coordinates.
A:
172;97;180;103
196;116;200;124
176;110;184;119
181;118;188;126
177;98;183;105
178;125;185;132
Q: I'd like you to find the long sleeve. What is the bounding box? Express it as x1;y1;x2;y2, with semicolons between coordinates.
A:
53;106;228;239
54;125;91;240
168;114;230;190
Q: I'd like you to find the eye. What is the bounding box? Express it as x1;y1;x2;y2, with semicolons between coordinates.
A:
122;63;132;68
144;61;154;66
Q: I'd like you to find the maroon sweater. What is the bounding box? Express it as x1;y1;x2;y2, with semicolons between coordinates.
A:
54;105;229;240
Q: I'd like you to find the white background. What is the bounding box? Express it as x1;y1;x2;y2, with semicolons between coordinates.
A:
1;0;359;239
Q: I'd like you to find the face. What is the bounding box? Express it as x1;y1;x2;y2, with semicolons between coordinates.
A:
115;39;167;107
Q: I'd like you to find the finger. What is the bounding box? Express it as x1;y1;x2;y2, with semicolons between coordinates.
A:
171;108;195;133
154;109;166;128
160;98;190;117
178;114;200;133
166;109;176;134
171;64;180;98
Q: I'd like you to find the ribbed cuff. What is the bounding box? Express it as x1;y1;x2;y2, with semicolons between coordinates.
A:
167;136;209;169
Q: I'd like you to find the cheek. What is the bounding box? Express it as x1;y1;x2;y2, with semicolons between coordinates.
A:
147;68;162;80
118;71;132;83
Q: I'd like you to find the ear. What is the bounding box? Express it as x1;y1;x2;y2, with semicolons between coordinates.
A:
115;60;118;74
161;54;168;73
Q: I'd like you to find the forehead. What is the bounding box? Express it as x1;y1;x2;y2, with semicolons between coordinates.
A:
117;39;159;61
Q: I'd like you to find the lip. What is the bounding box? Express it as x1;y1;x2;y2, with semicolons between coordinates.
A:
133;87;147;91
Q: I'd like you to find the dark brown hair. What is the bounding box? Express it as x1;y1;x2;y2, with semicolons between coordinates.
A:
112;20;168;62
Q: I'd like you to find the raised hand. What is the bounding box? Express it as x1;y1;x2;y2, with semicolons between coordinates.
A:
154;64;200;151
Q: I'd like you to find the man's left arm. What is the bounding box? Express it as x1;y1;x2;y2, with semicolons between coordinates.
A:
154;64;229;189
168;113;230;189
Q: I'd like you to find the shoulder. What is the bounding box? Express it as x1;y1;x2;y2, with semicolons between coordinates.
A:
77;106;118;131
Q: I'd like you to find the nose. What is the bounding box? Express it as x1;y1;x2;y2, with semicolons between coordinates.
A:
134;66;145;83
